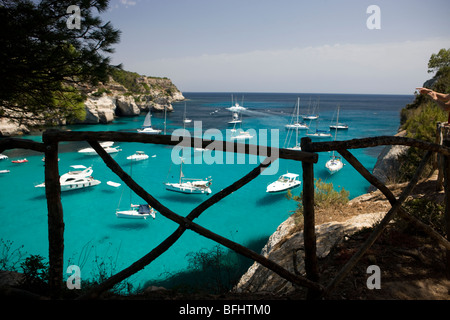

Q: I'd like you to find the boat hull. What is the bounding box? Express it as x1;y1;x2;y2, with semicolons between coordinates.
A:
116;210;154;219
325;159;344;174
165;183;211;194
266;181;301;193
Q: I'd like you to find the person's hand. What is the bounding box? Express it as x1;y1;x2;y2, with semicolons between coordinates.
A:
416;87;438;100
416;87;432;95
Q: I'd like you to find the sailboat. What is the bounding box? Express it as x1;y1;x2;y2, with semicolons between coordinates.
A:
302;97;319;120
165;123;212;195
226;94;247;112
183;102;192;124
325;105;344;174
137;111;162;134
285;98;308;130
228;112;242;125
115;162;156;219
230;109;254;140
329;106;348;130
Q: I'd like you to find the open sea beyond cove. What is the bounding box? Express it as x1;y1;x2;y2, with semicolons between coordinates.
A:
0;92;414;290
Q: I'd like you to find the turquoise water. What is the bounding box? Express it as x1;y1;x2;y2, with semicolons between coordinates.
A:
0;92;413;289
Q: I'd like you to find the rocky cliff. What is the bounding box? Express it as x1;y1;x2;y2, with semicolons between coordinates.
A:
0;72;184;135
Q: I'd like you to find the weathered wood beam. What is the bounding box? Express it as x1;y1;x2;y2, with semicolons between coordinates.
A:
42;130;318;163
42;137;64;299
79;140;323;298
301;138;320;299
309;136;450;156
338;148;450;251
0;137;45;153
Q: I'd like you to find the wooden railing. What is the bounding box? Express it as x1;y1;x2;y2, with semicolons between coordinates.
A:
1;129;450;299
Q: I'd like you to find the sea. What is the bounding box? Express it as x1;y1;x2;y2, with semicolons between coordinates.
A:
0;92;414;291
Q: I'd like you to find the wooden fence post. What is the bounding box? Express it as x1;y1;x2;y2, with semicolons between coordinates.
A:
43;133;64;298
443;139;450;278
301;137;319;299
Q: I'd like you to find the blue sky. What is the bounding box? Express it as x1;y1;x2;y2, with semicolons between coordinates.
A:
102;0;450;94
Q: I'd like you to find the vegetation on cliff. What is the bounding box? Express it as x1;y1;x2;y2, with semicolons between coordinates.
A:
0;0;121;124
398;48;450;181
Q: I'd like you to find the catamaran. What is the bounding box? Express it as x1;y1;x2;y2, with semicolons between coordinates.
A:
137;111;162;134
266;172;301;193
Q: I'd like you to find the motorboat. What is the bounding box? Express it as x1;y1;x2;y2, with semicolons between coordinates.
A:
230;129;254;140
266;173;301;193
0;154;8;160
35;165;101;191
325;155;344;174
165;178;212;194
137;111;161;134
78;141;121;155
11;158;28;163
126;151;149;161
0;170;10;174
227;102;247;112
116;204;156;220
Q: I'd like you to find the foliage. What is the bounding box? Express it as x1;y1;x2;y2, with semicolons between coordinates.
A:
428;48;450;75
398;48;450;181
0;239;26;271
401;198;446;237
20;254;49;291
287;179;349;224
0;0;120;123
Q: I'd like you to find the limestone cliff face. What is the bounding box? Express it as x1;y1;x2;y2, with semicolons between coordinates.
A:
78;75;184;124
235;211;384;295
0;74;185;133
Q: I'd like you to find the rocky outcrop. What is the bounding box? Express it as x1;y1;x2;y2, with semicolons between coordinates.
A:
0;73;184;134
81;95;116;124
369;130;409;191
234;212;384;295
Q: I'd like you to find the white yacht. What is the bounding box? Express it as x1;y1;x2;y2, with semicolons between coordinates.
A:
137;111;162;134
0;154;8;160
126;151;149;161
116;204;156;220
78;141;121;156
227;102;247;112
230;129;254;140
266;172;301;193
35;165;101;191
